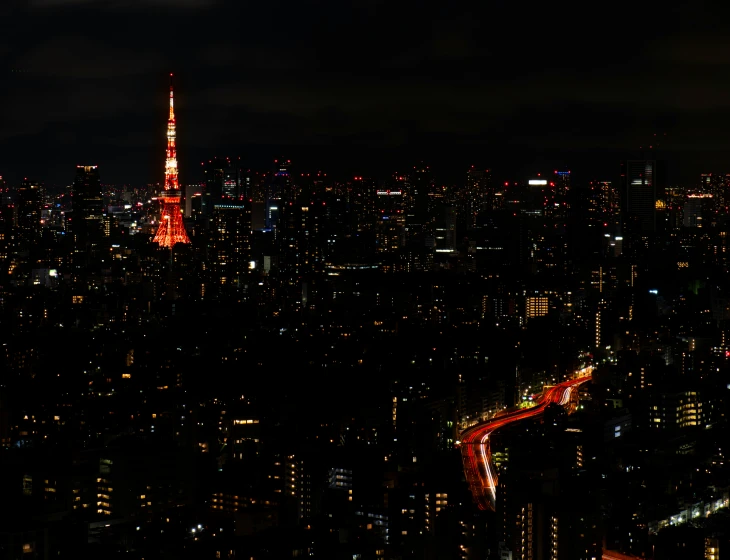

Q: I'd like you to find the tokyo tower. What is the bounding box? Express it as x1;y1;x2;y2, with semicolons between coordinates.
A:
153;74;190;248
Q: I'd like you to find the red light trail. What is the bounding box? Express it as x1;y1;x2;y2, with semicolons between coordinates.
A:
460;367;593;511
602;552;644;560
153;74;191;248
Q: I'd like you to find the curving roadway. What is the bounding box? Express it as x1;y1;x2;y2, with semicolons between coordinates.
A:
460;367;593;511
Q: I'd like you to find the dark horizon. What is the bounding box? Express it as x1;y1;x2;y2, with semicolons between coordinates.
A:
4;1;730;188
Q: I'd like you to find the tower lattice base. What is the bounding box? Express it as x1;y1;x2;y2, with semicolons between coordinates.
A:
153;193;190;248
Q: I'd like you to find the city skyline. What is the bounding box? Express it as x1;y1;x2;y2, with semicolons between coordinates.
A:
3;2;730;559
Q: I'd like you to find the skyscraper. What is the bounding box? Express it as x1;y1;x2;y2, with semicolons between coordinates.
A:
207;203;252;293
434;206;457;255
265;159;292;229
622;160;657;233
72;166;102;225
373;182;406;254
16;179;43;254
403;164;435;271
0;202;14;265
465;167;493;228
71;166;103;258
406;163;433;233
202;157;244;214
553;169;571;220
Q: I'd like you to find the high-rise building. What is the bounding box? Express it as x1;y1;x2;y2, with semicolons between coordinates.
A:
406;163;434;234
647;391;705;429
222;160;243;199
554;170;570;200
683;194;713;228
71;166;102;226
595;299;609;349
720;174;730;213
0;201;15;265
699;173;729;214
434;206;457;255
599;180;620;219
265;159;292;230
15;179;43;254
70;166;104;268
207;203;252;292
374;184;406;253
465;167;494;228
622;160;657;233
270;159;293;200
202;157;244;214
277;197;325;280
184;183;203;217
525;296;549;320
403;164;435;271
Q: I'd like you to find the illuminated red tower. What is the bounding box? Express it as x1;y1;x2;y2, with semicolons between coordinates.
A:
153;74;190;248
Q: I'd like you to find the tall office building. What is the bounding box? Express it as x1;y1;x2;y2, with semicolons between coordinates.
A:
207;203;252;293
465;167;494;228
683;194;713;228
599;180;620;219
701;173;714;191
700;173;730;213
352;175;376;232
406;163;434;233
277;196;325;279
184;183;203;217
553;169;571;220
202;157;243;214
525;296;549;321
222;160;243;199
71;166;104;253
68;166;105;280
647;391;706;429
374;183;406;253
264;159;292;230
403;164;435;271
15;180;43;254
434;206;457;255
622;160;657;233
0;199;16;266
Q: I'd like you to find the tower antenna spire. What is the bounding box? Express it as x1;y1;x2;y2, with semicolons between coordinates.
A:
168;73;175;121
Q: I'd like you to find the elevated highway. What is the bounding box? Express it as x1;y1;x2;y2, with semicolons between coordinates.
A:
460;367;593;510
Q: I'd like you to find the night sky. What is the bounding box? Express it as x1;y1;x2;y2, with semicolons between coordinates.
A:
2;0;729;186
